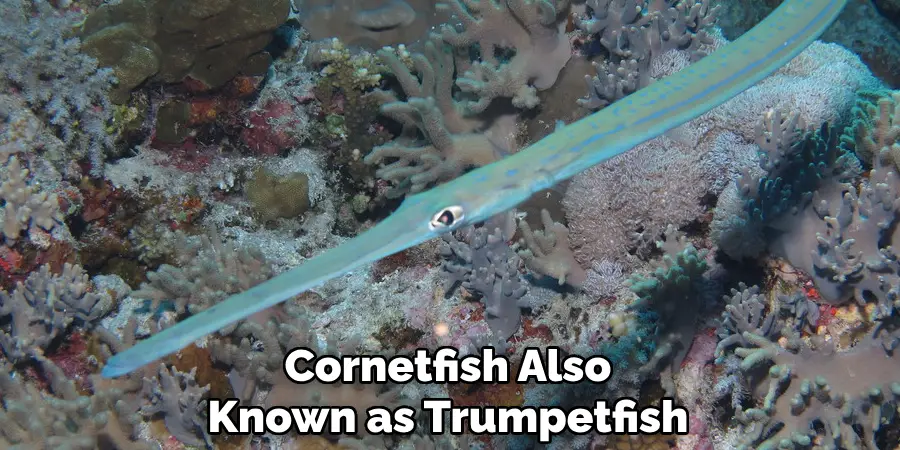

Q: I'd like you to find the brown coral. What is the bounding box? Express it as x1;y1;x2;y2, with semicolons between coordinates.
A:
81;0;290;102
245;167;311;223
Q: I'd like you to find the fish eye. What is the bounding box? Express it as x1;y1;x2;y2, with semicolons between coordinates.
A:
430;205;465;230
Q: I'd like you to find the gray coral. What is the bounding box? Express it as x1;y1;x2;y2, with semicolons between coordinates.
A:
0;156;63;245
515;208;587;287
0;0;114;172
440;223;528;340
718;290;900;449
577;0;718;108
141;365;211;448
436;0;572;112
751;91;900;313
0;352;150;450
365;39;501;194
132;230;273;318
0;263;113;361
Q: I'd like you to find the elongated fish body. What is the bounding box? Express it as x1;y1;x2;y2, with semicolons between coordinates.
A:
102;0;848;378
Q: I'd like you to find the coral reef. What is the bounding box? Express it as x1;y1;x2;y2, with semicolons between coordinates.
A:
6;0;900;449
0;0;115;172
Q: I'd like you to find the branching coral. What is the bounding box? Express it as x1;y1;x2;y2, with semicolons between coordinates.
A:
0;0;115;171
841;90;900;170
0;156;64;245
131;230;273;317
0;305;214;449
711;110;861;259
576;0;719;108
0;353;151;450
364;0;572;194
140;364;211;448
716;288;900;450
209;301;405;443
440;220;528;341
626;226;709;395
436;0;572;113
716;91;900;314
366;97;503;193
514;208;586;287
714;283;777;360
365;39;503;194
0;263;113;362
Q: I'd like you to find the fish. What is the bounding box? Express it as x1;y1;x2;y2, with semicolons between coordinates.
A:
102;0;848;378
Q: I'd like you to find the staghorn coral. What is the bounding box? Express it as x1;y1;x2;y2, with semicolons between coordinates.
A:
806;148;900;313
96;314;217;448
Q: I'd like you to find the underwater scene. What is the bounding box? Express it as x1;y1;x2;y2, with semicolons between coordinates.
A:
2;0;900;449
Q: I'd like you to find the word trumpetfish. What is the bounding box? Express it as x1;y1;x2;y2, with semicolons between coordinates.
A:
103;0;848;378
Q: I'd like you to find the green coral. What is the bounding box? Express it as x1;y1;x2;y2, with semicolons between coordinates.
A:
840;89;900;170
626;226;709;394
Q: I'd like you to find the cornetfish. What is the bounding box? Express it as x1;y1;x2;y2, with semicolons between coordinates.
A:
102;0;847;378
